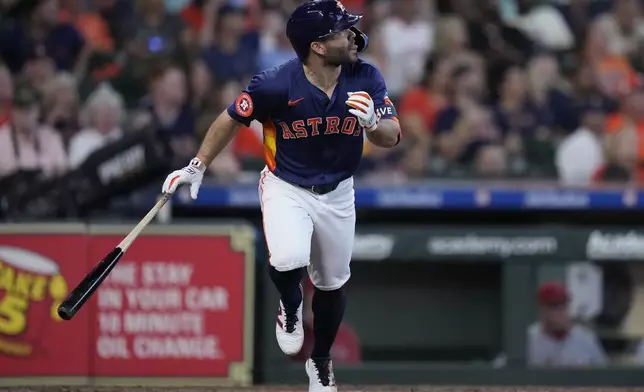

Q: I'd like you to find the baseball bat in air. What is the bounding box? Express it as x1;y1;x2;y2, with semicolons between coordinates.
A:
57;192;172;321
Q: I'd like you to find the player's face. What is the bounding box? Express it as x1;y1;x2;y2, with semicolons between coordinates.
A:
540;303;570;332
319;29;358;66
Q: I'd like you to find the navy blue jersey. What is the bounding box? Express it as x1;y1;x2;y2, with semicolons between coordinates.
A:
226;58;399;186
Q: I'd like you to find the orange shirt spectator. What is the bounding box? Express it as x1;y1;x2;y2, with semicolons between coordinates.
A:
397;56;452;145
595;55;638;98
603;107;644;183
181;2;206;33
58;10;114;52
233;125;264;159
399;86;444;132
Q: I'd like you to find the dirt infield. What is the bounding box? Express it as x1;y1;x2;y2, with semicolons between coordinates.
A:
8;387;644;392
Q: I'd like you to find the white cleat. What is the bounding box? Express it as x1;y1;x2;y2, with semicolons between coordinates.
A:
275;284;304;355
306;357;337;392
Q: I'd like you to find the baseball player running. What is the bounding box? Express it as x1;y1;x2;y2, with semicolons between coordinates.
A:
162;1;400;390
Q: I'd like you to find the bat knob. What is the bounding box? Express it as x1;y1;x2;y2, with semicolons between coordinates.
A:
57;304;75;321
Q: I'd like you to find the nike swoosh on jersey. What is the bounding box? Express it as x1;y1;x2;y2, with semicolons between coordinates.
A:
288;98;305;106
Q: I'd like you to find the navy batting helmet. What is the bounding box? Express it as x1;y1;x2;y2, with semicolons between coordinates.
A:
286;0;369;61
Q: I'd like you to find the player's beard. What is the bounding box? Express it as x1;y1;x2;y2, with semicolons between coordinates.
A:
324;45;357;66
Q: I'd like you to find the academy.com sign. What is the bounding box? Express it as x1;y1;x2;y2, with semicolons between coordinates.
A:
427;234;558;257
586;230;644;260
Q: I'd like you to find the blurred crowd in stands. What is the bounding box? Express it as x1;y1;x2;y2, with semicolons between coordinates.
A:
2;0;644;186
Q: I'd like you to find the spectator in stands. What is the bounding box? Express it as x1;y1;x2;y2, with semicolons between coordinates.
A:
398;56;452;154
592;0;644;59
351;0;389;70
19;45;56;95
593;121;640;184
433;62;499;174
96;0;137;52
474;144;508;178
132;62;196;164
201;3;259;84
556;104;607;186
397;143;429;179
129;0;192;64
434;15;468;58
494;64;556;176
190;58;217;115
0;64;13;127
527;54;585;136
0;0;86;75
202;79;242;178
556;0;613;47
455;0;535;70
58;0;115;54
293;278;362;365
552;63;618;135
41;72;80;148
528;281;607;367
603;87;644;182
68;83;125;168
378;0;434;99
180;0;208;36
0;83;67;178
504;0;575;52
258;7;296;71
585;17;638;100
526;54;561;114
355;0;389;38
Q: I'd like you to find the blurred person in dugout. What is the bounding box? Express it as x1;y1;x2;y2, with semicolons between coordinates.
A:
528;281;607;367
292;278;362;364
0;83;68;178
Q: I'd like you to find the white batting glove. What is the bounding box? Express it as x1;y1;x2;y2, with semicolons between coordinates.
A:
161;158;206;200
346;91;379;132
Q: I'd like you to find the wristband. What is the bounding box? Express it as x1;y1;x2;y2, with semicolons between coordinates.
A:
189;158;206;173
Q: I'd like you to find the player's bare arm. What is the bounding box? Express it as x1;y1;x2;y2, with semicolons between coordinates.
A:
195;110;243;166
161;110;242;199
365;119;400;148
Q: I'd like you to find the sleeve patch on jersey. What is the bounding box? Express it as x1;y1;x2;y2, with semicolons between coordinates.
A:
235;92;254;117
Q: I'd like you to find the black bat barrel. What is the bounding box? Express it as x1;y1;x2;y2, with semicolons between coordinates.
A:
57;247;124;320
